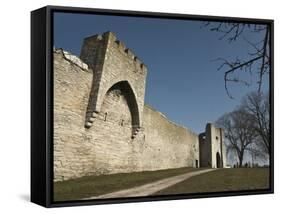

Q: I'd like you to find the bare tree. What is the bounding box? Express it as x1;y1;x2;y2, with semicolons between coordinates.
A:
247;143;268;167
217;108;258;167
241;91;270;155
204;22;270;98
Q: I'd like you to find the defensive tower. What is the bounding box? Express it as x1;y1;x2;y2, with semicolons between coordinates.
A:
80;31;147;138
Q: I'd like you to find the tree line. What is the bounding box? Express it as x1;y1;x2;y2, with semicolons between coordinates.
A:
216;91;270;167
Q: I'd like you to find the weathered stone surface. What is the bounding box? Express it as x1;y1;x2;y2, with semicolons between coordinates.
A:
199;123;227;168
53;50;93;181
80;32;146;132
53;32;226;182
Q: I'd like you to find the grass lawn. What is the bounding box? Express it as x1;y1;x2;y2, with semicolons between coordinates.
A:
54;167;199;201
153;168;270;196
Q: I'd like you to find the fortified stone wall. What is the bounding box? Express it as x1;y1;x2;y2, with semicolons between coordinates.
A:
141;105;199;170
80;32;147;138
53;49;93;181
53;49;199;182
199;133;211;167
53;31;226;182
202;123;227;168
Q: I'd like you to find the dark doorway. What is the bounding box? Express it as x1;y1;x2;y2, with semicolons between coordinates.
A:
195;160;199;168
216;152;221;168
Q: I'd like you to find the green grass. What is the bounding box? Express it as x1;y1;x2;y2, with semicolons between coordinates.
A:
54;167;199;201
153;168;270;196
54;168;270;201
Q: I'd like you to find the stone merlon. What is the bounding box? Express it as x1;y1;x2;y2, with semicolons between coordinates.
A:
82;31;147;72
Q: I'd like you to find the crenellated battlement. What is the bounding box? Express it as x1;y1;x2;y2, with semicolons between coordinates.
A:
80;31;147;136
112;35;147;72
83;31;147;73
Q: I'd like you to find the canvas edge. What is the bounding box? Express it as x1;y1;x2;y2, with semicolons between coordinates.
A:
30;5;274;208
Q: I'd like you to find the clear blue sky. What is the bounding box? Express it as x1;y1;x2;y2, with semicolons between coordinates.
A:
54;12;269;134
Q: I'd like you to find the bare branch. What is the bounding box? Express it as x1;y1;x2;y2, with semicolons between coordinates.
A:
204;22;270;98
258;27;269;91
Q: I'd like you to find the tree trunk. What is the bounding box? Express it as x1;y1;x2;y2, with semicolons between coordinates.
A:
238;153;244;167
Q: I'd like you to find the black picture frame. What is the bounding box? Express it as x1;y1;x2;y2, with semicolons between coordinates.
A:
31;5;274;208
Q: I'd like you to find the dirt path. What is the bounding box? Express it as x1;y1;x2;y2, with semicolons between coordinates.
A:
85;168;215;199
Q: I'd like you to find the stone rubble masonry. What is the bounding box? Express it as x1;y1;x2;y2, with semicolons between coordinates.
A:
53;31;226;182
199;123;227;168
80;32;147;134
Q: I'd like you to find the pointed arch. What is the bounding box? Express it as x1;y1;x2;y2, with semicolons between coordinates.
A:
216;152;221;168
84;79;141;137
103;81;140;131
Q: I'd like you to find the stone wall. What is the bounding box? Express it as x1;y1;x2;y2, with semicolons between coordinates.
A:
53;49;93;181
200;123;227;168
199;133;211;167
85;80;141;175
141;105;199;171
53;31;226;182
53;49;199;182
80;32;147;134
